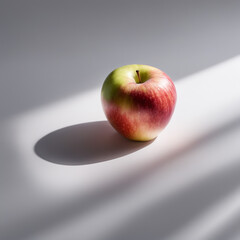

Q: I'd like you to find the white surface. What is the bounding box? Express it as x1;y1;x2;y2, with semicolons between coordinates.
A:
1;56;240;240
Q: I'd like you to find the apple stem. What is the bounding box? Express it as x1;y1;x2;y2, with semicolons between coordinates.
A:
136;70;141;83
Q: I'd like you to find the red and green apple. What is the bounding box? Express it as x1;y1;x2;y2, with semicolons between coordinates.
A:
101;64;177;141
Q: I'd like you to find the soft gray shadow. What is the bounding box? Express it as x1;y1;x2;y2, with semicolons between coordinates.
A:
1;0;240;121
103;159;240;240
101;118;240;240
34;121;152;165
211;214;240;240
4;119;240;240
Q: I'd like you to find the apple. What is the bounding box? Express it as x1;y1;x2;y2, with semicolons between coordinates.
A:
101;64;177;141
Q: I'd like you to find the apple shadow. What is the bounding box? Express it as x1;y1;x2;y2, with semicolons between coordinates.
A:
34;121;153;165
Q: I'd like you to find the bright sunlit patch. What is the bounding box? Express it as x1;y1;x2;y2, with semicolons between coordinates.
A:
7;56;240;196
2;56;240;240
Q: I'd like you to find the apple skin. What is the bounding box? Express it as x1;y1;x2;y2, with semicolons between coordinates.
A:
101;64;177;141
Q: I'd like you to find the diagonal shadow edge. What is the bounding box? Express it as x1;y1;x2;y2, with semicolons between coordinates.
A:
6;115;240;240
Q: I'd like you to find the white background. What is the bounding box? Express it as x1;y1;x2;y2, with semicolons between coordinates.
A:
1;57;240;240
1;1;240;240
